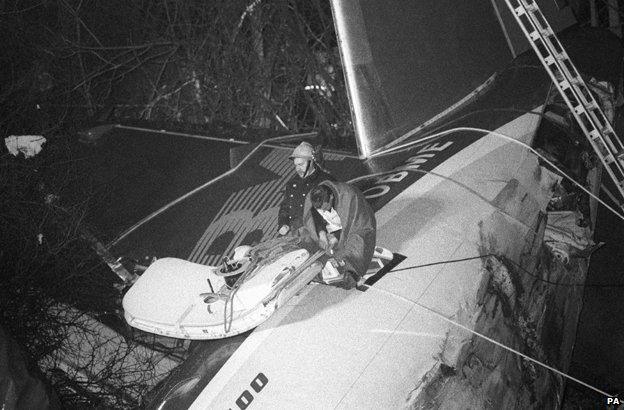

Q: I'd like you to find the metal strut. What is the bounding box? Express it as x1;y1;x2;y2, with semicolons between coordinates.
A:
503;0;624;208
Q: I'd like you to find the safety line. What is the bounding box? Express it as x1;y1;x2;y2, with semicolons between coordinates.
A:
114;124;315;149
389;254;496;273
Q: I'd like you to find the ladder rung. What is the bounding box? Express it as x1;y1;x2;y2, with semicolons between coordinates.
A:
536;27;556;39
574;104;597;118
524;1;538;12
528;26;556;45
589;129;605;141
583;102;598;111
605;129;620;140
566;75;583;86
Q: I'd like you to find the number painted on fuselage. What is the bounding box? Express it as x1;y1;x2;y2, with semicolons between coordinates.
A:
250;372;268;393
230;372;268;410
235;390;254;409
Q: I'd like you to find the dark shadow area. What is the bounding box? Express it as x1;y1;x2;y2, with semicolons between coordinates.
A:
562;185;624;408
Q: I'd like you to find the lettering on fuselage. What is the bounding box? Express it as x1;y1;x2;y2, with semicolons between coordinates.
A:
361;141;454;204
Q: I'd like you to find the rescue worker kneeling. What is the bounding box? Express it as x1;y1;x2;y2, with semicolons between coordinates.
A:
302;181;376;289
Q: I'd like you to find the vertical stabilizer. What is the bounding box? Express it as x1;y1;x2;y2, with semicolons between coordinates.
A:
330;0;576;157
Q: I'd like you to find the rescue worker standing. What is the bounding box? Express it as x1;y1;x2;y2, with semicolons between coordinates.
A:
278;142;335;236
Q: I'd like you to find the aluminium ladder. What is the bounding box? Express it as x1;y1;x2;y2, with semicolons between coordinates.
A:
503;0;624;207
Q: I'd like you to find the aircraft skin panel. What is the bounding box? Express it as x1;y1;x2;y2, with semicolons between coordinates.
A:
336;165;550;408
189;110;549;409
378;140;540;258
370;109;542;232
415;240;489;316
430;240;485;292
189;284;412;409
335;307;452;409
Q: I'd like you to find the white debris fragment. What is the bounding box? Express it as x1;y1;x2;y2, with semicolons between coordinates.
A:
44;193;59;205
4;135;47;158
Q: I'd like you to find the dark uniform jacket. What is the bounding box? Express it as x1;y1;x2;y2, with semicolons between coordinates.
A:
303;180;376;279
278;168;334;231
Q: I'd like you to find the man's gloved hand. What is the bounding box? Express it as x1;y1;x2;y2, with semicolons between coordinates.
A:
335;271;357;290
278;225;290;236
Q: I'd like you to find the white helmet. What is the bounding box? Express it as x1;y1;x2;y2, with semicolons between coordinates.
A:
232;245;252;260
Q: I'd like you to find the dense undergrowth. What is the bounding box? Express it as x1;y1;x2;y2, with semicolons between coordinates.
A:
0;1;353;406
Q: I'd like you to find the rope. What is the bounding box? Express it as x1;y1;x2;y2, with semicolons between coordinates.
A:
221;240;324;334
388;254;497;273
223;255;259;334
361;283;614;398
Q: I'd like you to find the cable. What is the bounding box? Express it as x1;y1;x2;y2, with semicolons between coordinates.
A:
388;251;624;289
388;254;496;273
224;256;258;334
422;106;577;139
361;282;615;398
501;252;613;288
369;126;624;223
